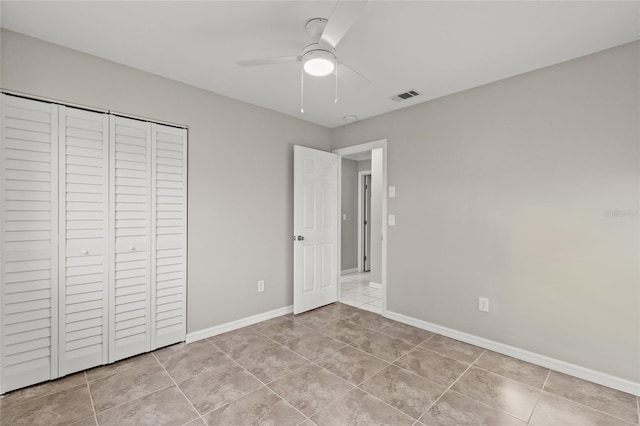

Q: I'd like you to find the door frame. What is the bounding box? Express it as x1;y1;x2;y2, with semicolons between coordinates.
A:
357;170;371;273
333;139;388;313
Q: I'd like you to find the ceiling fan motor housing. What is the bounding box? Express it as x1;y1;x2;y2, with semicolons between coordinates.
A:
302;18;336;76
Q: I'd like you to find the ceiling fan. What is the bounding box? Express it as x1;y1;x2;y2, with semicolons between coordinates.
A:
237;0;370;112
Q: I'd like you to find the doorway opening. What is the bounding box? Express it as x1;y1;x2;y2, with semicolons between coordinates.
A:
333;140;387;314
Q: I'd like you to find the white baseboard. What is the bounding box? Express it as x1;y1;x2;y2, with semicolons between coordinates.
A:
341;268;358;275
369;281;382;289
186;305;293;343
385;310;640;397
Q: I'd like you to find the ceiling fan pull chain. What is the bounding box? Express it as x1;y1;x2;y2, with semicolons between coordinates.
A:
300;66;305;113
334;56;338;104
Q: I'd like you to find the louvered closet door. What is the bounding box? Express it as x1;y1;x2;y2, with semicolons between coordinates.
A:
110;116;152;361
58;106;109;375
0;94;59;393
151;124;187;349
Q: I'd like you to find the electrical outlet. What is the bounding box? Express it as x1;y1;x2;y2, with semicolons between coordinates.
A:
478;297;489;312
258;280;265;292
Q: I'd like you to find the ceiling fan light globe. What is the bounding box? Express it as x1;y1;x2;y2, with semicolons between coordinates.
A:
302;49;335;76
304;58;335;76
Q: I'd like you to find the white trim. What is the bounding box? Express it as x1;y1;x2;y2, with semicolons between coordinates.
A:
341;268;358;275
385;310;640;397
0;89;187;129
185;305;293;343
333;139;388;314
357;170;371;273
368;281;382;289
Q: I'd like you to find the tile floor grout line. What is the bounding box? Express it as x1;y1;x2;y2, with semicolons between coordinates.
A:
151;352;207;426
531;386;640;425
90;382;176;418
416;348;487;422
527;370;551;424
84;370;100;426
220;350;312;424
357;384;422;423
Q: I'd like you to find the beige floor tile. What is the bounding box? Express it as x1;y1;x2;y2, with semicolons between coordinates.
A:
351;331;415;362
0;372;86;410
316;346;388;385
311;387;414;426
89;360;174;413
319;319;373;343
289;310;342;329
96;386;198;426
153;340;231;383
420;390;526;426
255;320;315;345
209;326;277;359
0;384;94;426
69;416;97;426
235;345;310;383
451;367;540;421
379;321;434;345
269;364;354;416
183;418;206;426
343;309;388;330
394;346;468;387
85;353;157;382
360;364;446;419
530;392;633;426
544;371;638;424
204;387;305;426
314;302;361;318
420;335;484;363
474;350;549;388
284;331;346;360
178;362;262;414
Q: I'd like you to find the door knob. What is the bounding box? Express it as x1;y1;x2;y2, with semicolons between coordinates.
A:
129;246;135;251
82;250;89;255
297;235;304;241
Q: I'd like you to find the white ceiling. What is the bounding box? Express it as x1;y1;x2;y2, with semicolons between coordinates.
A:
2;1;639;128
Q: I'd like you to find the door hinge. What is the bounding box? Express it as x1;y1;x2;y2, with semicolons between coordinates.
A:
364;256;367;261
364;220;367;225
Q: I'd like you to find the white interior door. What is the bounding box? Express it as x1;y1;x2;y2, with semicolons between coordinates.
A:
58;106;109;375
1;95;59;392
109;115;152;362
293;145;338;314
151;123;187;350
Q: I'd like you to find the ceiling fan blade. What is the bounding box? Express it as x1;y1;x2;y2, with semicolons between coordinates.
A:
337;61;371;87
320;0;367;49
237;56;301;67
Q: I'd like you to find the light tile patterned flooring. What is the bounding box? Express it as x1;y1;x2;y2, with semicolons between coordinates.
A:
340;272;381;313
0;303;638;425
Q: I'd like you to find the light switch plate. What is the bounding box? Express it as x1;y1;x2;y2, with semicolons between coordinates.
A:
343;213;347;221
388;186;396;198
388;214;396;226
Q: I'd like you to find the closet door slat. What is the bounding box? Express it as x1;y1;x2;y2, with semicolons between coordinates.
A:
1;94;59;393
151;124;187;350
109;116;152;361
58;106;109;376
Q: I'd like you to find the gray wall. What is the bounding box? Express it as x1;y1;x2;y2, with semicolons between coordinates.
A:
341;158;358;271
358;159;371;172
332;41;640;382
0;30;332;333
